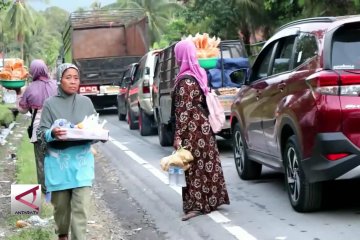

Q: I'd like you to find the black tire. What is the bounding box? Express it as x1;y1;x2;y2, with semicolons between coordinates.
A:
284;135;322;212
127;106;138;130
232;122;262;180
117;103;126;121
158;122;173;146
139;108;153;136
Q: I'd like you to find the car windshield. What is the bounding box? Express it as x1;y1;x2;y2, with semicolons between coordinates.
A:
332;27;360;70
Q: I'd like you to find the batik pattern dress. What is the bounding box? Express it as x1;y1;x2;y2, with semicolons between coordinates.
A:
174;77;230;214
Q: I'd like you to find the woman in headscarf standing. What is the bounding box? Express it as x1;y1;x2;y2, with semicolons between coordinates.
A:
173;39;230;221
17;59;57;194
38;63;96;240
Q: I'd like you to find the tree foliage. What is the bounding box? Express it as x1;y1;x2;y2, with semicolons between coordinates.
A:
0;0;11;11
107;0;182;44
2;0;360;70
0;2;68;68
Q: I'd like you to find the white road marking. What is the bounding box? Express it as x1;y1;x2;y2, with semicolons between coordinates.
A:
109;137;257;240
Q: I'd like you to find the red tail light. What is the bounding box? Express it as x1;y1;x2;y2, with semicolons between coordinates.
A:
340;73;360;85
143;86;150;94
339;73;360;96
317;72;339;87
143;79;150;94
325;153;349;161
306;71;340;95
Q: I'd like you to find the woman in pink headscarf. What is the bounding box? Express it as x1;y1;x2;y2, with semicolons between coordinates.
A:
17;59;57;193
173;39;230;221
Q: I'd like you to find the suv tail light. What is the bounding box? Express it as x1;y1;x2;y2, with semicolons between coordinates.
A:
339;73;360;96
306;71;360;96
143;80;150;94
306;71;340;95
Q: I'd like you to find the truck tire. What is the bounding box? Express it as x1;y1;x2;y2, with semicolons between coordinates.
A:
158;122;173;146
117;103;126;121
284;135;322;212
139;108;153;136
127;106;138;130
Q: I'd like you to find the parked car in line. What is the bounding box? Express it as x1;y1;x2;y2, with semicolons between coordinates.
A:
153;40;248;146
116;63;138;121
127;50;159;135
231;16;360;212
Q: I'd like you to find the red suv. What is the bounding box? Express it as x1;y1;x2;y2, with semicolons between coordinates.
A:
231;16;360;212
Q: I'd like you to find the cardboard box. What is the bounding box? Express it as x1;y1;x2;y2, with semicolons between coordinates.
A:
58;128;109;141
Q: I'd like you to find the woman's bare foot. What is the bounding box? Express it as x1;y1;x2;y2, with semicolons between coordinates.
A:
181;210;203;221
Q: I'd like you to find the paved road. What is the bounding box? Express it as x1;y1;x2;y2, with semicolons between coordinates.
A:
97;111;360;240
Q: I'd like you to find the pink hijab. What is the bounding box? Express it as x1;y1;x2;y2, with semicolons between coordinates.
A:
174;39;209;95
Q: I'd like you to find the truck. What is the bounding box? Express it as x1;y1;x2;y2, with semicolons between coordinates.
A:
152;40;249;146
60;9;149;110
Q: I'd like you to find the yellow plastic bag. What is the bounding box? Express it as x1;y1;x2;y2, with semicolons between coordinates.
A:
160;146;194;171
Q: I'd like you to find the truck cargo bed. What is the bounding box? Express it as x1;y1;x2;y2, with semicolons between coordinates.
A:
75;56;141;85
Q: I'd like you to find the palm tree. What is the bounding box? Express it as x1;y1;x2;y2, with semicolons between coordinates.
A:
5;0;34;59
22;14;45;65
109;0;182;44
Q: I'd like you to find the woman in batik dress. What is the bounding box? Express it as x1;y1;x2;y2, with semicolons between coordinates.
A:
173;39;230;221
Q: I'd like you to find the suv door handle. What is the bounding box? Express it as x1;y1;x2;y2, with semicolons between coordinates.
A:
278;83;286;92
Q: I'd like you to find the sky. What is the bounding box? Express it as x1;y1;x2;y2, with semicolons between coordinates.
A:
28;0;116;13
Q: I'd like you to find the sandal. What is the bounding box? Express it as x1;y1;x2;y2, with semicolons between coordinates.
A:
181;210;203;221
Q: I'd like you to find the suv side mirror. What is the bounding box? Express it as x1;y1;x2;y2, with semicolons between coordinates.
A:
230;69;247;85
144;67;150;75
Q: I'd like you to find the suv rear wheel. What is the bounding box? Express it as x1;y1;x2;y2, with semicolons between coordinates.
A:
117;103;126;121
232;122;262;180
139;108;153;136
127;106;138;130
284;135;322;212
158;122;173;146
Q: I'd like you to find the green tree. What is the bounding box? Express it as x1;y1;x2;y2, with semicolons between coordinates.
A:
298;0;360;17
183;0;265;53
109;0;182;44
0;0;11;11
5;0;34;59
38;7;68;66
41;6;69;36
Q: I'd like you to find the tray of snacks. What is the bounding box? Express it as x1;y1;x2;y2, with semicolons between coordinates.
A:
0;58;28;89
53;114;109;141
0;80;26;88
188;33;221;69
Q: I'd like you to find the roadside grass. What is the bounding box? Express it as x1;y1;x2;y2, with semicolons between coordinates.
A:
0;104;14;127
5;135;56;240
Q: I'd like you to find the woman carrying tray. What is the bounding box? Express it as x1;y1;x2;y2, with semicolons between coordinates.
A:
38;63;97;240
17;59;57;194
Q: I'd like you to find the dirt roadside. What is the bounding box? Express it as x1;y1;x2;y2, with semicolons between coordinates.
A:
0;116;161;240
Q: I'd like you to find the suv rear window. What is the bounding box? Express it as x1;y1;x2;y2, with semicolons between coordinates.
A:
332;27;360;70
